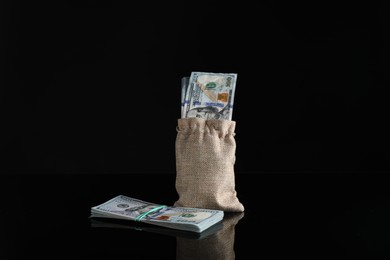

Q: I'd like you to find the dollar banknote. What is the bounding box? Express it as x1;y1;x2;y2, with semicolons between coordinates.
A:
182;72;237;120
90;195;224;233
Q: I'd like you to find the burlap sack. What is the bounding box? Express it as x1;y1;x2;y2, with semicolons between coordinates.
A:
174;118;244;212
176;212;244;260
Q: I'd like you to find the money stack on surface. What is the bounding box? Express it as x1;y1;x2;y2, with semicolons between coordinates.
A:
90;195;224;233
181;72;237;120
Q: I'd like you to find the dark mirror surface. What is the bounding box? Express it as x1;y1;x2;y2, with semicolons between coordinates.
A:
1;172;390;259
1;2;389;259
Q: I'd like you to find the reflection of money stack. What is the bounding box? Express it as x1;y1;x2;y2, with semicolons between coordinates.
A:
176;212;244;260
181;72;238;120
90;217;224;240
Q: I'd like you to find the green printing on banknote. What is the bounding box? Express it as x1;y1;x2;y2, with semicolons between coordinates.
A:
181;72;237;120
90;195;224;233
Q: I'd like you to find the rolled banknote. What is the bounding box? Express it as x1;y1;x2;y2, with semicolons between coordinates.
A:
182;72;237;120
181;76;190;118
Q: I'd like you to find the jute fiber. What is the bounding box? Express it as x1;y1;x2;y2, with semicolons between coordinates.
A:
174;118;244;212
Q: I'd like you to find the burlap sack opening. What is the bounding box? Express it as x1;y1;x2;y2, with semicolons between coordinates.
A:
174;118;244;212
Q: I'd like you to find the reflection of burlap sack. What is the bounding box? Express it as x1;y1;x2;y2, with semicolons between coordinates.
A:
176;212;244;260
174;118;244;212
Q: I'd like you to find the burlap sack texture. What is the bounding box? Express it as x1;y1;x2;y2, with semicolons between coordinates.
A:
174;118;244;212
176;212;244;260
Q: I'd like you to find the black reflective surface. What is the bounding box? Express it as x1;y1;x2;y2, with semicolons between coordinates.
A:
1;172;390;259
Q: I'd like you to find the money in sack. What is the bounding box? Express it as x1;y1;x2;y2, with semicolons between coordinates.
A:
175;72;244;212
174;118;244;212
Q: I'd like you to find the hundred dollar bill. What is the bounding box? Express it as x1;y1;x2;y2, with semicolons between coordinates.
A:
90;195;224;233
182;72;237;120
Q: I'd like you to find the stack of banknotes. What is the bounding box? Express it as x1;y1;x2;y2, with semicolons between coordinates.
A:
181;72;238;120
90;195;224;233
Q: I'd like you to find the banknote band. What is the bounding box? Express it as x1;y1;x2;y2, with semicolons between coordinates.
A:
135;205;167;221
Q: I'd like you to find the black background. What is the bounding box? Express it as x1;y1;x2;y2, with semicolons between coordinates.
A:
2;1;389;174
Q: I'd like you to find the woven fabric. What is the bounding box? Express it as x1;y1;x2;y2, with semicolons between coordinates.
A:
174;118;244;212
